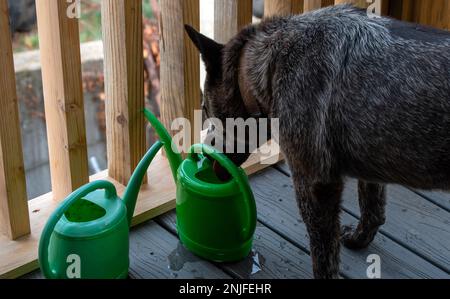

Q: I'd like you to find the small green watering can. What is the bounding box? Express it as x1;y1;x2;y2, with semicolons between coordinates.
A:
38;141;163;279
144;109;257;262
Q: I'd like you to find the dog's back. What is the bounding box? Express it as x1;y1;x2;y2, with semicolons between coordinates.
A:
338;27;450;189
244;5;450;190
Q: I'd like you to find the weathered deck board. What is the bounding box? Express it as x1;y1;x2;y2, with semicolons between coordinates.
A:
342;181;450;274
251;166;449;278
157;212;314;279
414;190;450;212
20;270;43;279
23;221;230;279
129;221;230;279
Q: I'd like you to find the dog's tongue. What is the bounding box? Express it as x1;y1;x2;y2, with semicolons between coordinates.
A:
213;161;232;181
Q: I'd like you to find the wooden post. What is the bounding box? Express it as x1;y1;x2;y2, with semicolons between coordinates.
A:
0;0;30;240
334;0;390;14
265;0;304;17
159;0;201;149
398;0;414;21
215;0;253;43
334;0;368;7
101;0;146;186
36;0;89;200
304;0;322;11
399;0;450;30
304;0;336;12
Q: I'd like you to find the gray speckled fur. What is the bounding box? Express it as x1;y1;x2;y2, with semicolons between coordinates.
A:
186;5;450;278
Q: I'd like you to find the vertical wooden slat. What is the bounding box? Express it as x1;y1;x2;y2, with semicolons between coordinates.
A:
381;0;390;15
388;0;404;19
304;0;323;12
265;0;304;17
322;0;337;7
214;0;253;44
400;0;415;21
36;0;89;200
159;0;201;149
403;0;450;30
334;0;389;14
334;0;368;7
101;0;146;186
0;0;30;240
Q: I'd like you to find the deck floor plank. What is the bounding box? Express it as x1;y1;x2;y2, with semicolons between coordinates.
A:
129;221;230;279
413;190;450;212
21;221;230;279
20;270;43;279
342;181;450;274
251;166;449;278
157;212;314;279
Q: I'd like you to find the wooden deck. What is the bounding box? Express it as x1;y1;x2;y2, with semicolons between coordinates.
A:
23;162;450;279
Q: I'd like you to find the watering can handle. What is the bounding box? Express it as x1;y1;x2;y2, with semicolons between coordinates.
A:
188;144;257;242
38;181;117;279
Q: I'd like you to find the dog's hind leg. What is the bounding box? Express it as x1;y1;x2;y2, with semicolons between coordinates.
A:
293;173;343;279
342;181;386;250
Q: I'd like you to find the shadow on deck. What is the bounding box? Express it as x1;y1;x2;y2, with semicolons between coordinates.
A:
24;162;450;279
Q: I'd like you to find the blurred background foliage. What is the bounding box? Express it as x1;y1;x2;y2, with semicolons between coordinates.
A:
11;0;155;52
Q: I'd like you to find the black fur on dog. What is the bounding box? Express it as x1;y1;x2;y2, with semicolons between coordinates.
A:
186;5;450;278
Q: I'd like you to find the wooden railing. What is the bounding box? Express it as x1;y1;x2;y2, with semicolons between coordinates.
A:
0;0;448;278
0;0;30;241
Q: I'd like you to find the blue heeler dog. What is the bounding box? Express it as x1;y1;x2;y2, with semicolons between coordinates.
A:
185;5;450;279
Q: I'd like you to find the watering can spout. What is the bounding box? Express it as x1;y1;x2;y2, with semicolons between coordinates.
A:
143;109;183;182
123;141;164;225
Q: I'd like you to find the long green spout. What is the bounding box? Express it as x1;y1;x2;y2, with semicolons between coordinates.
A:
123;141;164;225
143;109;183;181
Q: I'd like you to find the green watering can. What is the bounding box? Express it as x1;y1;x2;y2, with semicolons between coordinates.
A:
144;109;257;262
38;141;163;279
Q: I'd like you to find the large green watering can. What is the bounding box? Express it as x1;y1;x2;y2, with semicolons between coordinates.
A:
38;141;163;279
144;109;257;262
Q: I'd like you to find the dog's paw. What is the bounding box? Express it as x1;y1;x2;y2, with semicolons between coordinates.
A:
341;225;371;250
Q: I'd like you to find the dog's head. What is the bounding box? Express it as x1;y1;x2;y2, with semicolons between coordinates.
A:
185;25;265;179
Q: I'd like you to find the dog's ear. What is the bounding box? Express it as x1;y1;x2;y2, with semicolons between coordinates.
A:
185;25;224;77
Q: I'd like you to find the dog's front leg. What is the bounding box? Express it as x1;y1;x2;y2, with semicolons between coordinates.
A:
292;172;343;279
